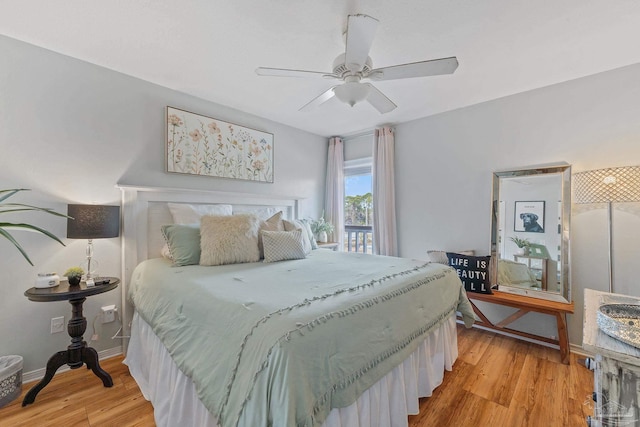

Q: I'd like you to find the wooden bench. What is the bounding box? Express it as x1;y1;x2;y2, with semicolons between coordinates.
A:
465;291;575;364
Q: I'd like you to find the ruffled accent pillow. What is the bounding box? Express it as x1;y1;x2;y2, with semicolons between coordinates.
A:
200;214;260;266
262;230;307;263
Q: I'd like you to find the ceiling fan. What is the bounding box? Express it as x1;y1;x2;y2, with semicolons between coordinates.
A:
256;14;458;114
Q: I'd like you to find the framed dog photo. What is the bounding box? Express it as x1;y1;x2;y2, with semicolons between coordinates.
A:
514;201;545;233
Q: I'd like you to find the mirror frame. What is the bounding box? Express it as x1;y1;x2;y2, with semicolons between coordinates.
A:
490;164;572;303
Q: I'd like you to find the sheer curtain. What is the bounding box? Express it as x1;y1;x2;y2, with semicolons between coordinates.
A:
324;137;344;249
373;127;398;256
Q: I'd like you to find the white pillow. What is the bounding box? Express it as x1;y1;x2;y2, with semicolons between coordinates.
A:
168;203;232;225
233;207;278;221
262;230;307;263
282;219;312;254
298;219;318;249
427;250;475;265
199;214;260;266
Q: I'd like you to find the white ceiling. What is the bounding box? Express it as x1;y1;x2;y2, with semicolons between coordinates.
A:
2;1;640;137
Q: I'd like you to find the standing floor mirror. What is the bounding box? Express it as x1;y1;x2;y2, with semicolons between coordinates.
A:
491;164;572;303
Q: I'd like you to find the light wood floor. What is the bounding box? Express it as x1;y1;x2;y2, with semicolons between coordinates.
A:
0;325;594;427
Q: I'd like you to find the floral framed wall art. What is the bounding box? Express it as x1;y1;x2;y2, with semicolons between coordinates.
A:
514;200;545;233
166;106;274;183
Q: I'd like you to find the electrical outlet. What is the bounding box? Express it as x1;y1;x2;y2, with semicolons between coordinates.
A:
51;316;65;334
101;305;116;323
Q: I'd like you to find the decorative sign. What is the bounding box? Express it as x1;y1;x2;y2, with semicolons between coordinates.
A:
166;106;274;183
447;253;492;294
514;201;545;233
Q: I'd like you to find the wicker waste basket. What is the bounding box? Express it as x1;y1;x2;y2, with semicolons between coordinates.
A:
0;355;23;408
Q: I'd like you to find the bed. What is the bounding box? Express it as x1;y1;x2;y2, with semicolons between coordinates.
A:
118;186;474;427
497;258;540;289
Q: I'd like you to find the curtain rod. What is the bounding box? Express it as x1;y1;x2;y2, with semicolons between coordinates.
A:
342;130;374;140
340;125;395;142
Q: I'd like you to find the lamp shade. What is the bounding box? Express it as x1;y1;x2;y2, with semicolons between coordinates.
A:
67;205;120;239
333;82;371;107
573;166;640;204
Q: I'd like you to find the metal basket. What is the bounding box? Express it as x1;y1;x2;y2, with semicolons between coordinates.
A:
597;304;640;349
0;355;23;408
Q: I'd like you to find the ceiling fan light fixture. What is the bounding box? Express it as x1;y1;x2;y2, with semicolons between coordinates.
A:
333;82;371;107
257;14;458;113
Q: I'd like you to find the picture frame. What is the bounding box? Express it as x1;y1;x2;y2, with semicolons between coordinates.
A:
166;106;274;183
514;201;545;233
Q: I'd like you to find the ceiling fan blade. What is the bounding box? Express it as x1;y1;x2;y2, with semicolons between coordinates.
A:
256;67;338;79
365;84;397;114
299;87;337;112
368;57;458;81
345;14;379;72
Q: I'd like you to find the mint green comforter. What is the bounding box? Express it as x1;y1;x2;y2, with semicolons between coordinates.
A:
129;250;474;427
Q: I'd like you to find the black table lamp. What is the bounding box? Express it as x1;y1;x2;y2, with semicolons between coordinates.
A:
67;204;120;282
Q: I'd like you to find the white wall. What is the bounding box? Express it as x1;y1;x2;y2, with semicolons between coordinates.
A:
395;62;640;345
344;133;374;161
0;35;327;372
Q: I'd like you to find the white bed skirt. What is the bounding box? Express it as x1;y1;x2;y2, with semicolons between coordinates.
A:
124;312;458;427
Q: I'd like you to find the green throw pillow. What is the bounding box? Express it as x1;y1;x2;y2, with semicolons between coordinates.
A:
161;224;201;266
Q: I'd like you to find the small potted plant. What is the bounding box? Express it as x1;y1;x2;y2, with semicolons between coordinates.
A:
310;215;334;243
509;236;530;256
64;267;85;286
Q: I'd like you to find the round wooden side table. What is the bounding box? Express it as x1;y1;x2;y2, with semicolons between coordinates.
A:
22;278;119;406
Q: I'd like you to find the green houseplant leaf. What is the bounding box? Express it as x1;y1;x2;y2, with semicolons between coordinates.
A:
509;236;531;248
63;266;84;278
310;212;334;235
0;189;69;266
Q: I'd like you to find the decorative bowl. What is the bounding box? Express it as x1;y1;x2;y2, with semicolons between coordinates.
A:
597;304;640;349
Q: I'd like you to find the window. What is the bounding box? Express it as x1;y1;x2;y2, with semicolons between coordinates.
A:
344;159;373;253
345;174;372;226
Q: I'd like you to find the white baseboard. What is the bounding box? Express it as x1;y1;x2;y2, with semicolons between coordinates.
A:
469;322;563;349
458;319;595;360
22;346;123;384
571;343;593;358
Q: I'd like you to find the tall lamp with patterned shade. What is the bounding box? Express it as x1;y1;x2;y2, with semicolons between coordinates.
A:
67;204;120;283
573;166;640;292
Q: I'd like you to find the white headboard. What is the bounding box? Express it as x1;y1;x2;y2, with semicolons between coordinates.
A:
117;184;302;352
